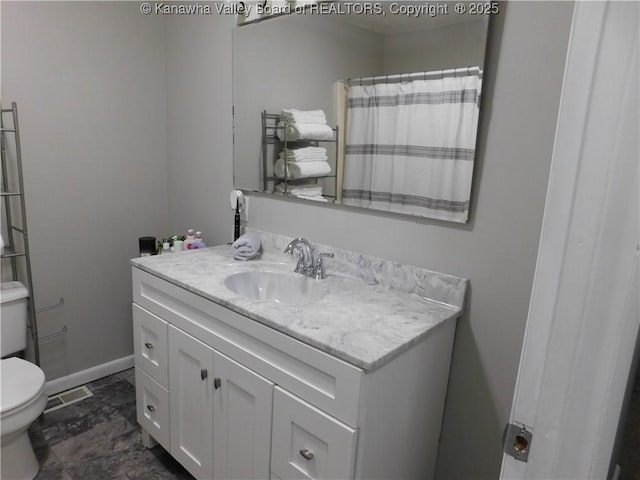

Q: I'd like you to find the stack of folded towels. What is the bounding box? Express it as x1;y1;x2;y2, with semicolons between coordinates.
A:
274;146;331;180
232;232;262;261
279;146;328;162
276;108;334;141
275;181;328;202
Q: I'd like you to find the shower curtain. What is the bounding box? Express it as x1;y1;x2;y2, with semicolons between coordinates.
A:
342;73;481;222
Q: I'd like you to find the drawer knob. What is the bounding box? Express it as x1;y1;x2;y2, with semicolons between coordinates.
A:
146;405;156;412
201;369;208;380
214;377;221;390
144;342;153;349
299;449;314;461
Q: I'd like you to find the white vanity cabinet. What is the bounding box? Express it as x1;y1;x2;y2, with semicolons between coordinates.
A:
132;266;457;480
134;300;277;479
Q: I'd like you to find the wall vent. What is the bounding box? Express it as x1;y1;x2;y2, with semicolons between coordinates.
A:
44;385;93;413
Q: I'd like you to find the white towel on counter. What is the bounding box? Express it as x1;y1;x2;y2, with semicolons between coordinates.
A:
275;182;323;197
279;146;328;162
281;108;327;125
276;121;334;142
232;232;262;261
274;159;331;179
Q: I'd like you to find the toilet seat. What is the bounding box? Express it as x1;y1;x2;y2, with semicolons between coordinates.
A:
0;358;46;416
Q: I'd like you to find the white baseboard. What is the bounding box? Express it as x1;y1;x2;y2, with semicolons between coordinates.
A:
44;354;135;396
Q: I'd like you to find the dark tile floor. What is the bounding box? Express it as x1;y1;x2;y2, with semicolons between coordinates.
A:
30;364;640;479
29;368;194;480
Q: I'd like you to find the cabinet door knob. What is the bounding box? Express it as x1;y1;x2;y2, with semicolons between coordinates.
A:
144;342;153;349
146;405;156;412
201;369;208;380
299;449;314;460
214;377;221;390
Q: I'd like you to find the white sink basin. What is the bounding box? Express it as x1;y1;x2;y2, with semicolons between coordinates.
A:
224;271;329;305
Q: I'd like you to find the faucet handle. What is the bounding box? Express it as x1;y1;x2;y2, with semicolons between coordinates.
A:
313;252;334;280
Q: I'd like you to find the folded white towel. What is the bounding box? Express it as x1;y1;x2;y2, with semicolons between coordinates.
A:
276;182;323;197
232;232;262;261
276;122;334;141
296;194;328;202
287;146;327;156
281;108;327;125
279;147;328;163
279;153;328;163
274;159;331;179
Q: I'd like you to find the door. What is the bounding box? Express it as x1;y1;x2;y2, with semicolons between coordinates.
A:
169;325;215;479
501;1;639;478
212;350;274;480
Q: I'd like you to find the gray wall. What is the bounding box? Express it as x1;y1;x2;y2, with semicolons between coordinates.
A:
164;12;235;245
1;1;169;378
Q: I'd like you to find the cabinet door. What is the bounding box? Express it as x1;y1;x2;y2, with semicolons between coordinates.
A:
212;350;274;480
168;325;214;479
271;387;357;480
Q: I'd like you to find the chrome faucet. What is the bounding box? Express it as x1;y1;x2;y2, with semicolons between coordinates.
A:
284;238;315;276
284;238;334;279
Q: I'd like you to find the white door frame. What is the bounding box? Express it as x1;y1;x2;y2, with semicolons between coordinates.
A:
500;0;639;478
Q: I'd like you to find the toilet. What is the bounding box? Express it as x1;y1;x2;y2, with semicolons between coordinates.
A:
0;282;47;480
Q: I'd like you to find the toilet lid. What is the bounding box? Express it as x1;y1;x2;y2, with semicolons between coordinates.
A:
0;281;29;304
0;357;45;413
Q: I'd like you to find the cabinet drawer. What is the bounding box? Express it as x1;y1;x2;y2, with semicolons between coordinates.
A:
135;367;170;450
133;304;168;387
271;387;357;480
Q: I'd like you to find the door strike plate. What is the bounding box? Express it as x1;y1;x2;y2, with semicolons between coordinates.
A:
503;422;532;462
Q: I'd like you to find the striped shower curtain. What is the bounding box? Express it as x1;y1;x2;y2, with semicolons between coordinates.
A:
342;73;481;222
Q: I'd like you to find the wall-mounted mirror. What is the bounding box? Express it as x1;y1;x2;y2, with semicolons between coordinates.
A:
232;2;490;223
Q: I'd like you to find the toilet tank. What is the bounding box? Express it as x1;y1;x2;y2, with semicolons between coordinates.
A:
0;282;29;356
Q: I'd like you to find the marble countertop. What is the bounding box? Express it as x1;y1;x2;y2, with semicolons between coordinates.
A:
131;234;467;371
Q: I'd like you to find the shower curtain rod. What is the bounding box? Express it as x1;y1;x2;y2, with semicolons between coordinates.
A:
347;66;482;86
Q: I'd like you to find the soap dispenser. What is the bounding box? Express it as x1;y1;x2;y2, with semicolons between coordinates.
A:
192;231;206;249
185;229;196;250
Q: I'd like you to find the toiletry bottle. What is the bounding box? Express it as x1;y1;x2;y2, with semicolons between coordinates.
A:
234;199;241;241
185;229;196;250
192;231;206;249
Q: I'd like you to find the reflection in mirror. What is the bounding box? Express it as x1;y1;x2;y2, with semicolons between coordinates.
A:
232;3;490;222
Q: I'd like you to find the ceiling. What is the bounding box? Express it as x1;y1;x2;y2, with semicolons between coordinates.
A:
335;1;484;35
